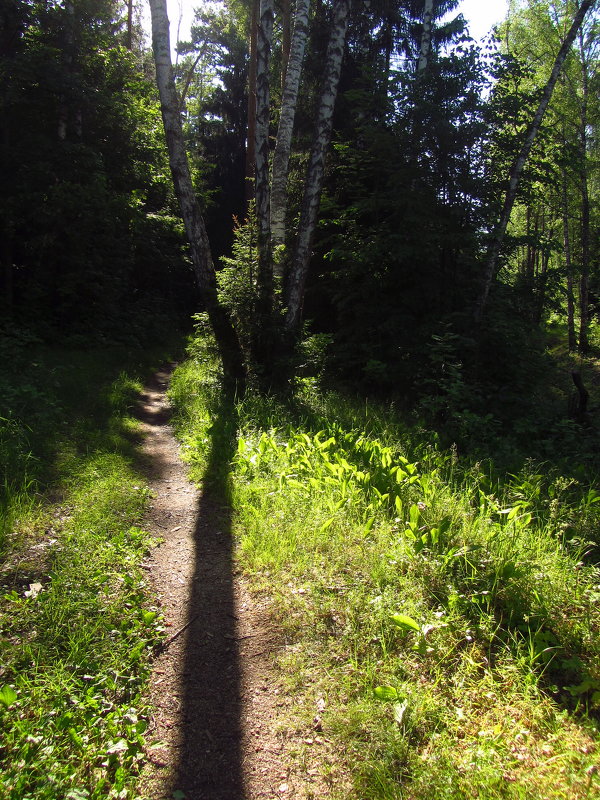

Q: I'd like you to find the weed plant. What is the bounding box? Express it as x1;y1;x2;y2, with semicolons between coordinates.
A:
170;333;600;800
0;342;172;799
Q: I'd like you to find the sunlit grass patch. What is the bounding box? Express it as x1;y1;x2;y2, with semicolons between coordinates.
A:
169;342;600;800
0;344;172;799
0;463;159;799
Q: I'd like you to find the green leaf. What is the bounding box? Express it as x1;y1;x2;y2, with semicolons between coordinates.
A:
0;685;17;707
363;517;375;535
390;614;420;633
374;686;399;701
394;495;403;515
68;727;84;748
319;517;335;533
409;504;421;526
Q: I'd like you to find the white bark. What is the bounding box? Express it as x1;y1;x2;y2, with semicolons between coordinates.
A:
284;0;351;334
271;0;310;254
58;0;75;140
562;170;576;352
149;0;245;387
245;0;259;202
255;0;274;308
474;0;597;323
577;26;591;354
417;0;434;73
281;0;291;88
149;0;214;291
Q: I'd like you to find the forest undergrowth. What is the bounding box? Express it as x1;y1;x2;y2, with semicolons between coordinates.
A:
0;341;175;800
169;331;600;800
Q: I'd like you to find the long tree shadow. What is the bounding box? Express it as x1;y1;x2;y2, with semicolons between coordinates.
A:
169;390;245;800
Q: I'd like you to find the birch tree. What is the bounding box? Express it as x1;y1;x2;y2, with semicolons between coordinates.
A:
149;0;246;391
253;0;274;363
270;0;310;256
417;0;434;73
562;168;577;350
575;24;593;353
284;0;351;335
474;0;597;323
245;0;259;202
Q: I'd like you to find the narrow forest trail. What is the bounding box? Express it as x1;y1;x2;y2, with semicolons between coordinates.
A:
135;368;324;800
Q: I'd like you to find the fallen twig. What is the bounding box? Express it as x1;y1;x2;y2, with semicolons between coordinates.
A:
156;614;199;652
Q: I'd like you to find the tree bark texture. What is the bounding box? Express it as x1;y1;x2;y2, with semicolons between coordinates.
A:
281;0;291;89
149;0;246;391
570;371;589;424
562;173;576;352
57;0;75;140
473;0;597;324
254;0;274;331
271;0;310;256
417;0;434;73
577;26;590;355
245;0;259;204
126;0;133;49
284;0;351;335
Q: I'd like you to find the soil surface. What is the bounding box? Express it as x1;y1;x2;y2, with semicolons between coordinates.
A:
135;368;324;800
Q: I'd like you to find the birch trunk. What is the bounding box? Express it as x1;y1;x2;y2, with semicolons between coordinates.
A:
577;26;590;355
271;0;310;257
57;0;75;140
578;175;590;353
126;0;133;49
562;172;576;352
284;0;351;335
149;0;245;391
245;0;259;203
417;0;434;73
473;0;597;324
281;0;291;88
254;0;274;330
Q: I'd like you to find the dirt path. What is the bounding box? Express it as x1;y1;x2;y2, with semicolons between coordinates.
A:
135;368;320;800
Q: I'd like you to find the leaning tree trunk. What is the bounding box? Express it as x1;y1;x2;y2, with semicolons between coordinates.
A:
149;0;245;392
473;0;597;324
271;0;310;260
284;0;351;335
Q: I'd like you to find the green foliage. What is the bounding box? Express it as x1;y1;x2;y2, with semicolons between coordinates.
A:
175;2;249;256
217;206;259;356
0;0;192;338
0;343;174;798
314;40;490;391
171;342;600;799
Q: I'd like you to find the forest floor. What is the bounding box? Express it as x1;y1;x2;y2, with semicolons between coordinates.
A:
137;367;328;800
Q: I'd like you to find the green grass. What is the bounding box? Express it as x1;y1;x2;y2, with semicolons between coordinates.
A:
0;340;179;799
170;334;600;800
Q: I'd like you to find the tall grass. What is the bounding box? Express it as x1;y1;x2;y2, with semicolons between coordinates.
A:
170;336;600;800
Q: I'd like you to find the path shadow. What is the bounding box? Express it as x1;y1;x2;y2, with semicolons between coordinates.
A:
168;390;245;800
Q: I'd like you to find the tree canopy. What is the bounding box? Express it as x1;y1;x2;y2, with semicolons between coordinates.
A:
2;0;599;420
